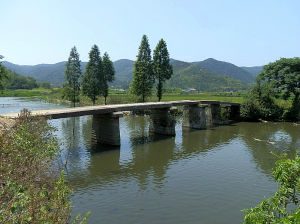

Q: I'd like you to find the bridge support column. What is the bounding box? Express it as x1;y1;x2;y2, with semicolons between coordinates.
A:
229;105;240;121
183;104;207;129
205;104;222;127
92;112;123;146
149;108;176;136
220;105;231;125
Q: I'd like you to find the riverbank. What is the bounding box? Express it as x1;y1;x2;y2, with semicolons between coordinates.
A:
0;116;15;129
0;88;53;97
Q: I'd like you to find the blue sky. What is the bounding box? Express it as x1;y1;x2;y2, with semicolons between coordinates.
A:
0;0;299;66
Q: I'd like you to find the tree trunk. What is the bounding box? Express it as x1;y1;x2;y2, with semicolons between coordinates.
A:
73;85;76;107
73;93;75;107
157;80;162;102
294;93;299;106
105;97;107;105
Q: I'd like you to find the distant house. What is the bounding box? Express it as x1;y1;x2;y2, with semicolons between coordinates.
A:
182;88;197;93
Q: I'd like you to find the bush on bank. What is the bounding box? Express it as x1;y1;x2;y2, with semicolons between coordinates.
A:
241;58;300;122
243;154;300;223
0;110;88;223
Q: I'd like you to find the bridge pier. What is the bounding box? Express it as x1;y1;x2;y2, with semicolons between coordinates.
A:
149;108;176;136
220;105;231;125
183;104;207;129
230;105;240;121
92;112;123;146
204;103;222;127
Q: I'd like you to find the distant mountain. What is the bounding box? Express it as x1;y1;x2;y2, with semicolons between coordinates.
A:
241;66;263;78
3;57;259;91
192;58;253;83
2;61;71;85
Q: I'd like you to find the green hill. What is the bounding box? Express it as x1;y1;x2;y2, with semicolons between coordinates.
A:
3;61;68;85
110;58;248;91
167;62;248;91
3;58;252;91
193;58;254;83
170;58;191;71
111;59;134;89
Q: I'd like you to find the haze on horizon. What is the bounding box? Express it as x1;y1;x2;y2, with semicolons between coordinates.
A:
0;0;299;67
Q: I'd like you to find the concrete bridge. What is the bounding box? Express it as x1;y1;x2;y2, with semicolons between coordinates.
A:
0;100;240;146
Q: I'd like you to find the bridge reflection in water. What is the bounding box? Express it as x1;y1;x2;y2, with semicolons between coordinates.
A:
59;115;299;189
54;115;300;224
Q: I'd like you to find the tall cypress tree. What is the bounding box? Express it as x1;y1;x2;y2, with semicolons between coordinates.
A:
131;35;154;102
64;46;81;107
102;52;115;105
82;45;102;105
153;39;173;101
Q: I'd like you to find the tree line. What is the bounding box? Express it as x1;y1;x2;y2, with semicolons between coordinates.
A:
64;35;173;107
63;45;115;106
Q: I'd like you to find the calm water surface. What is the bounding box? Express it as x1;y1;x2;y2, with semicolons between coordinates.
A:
1;97;300;224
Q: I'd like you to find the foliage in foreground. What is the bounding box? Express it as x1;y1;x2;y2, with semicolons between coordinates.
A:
243;154;300;223
0;110;88;223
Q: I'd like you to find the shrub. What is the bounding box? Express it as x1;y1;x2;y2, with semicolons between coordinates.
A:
0;110;88;223
240;100;261;121
243;154;300;223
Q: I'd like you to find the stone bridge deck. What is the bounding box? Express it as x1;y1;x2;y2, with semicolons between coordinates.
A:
0;100;239;119
0;100;240;146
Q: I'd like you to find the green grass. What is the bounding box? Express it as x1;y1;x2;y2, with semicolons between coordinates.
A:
0;88;246;105
0;88;52;97
158;94;245;104
75;91;246;106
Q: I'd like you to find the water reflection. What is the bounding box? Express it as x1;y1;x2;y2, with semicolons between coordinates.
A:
62;116;300;192
181;125;237;156
236;122;299;174
66;115;177;191
56;118;300;211
65;118;295;224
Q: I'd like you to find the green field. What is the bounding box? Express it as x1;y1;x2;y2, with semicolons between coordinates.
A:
0;88;247;105
0;88;53;97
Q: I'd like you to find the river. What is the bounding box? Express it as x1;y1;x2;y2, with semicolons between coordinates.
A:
1;97;300;224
